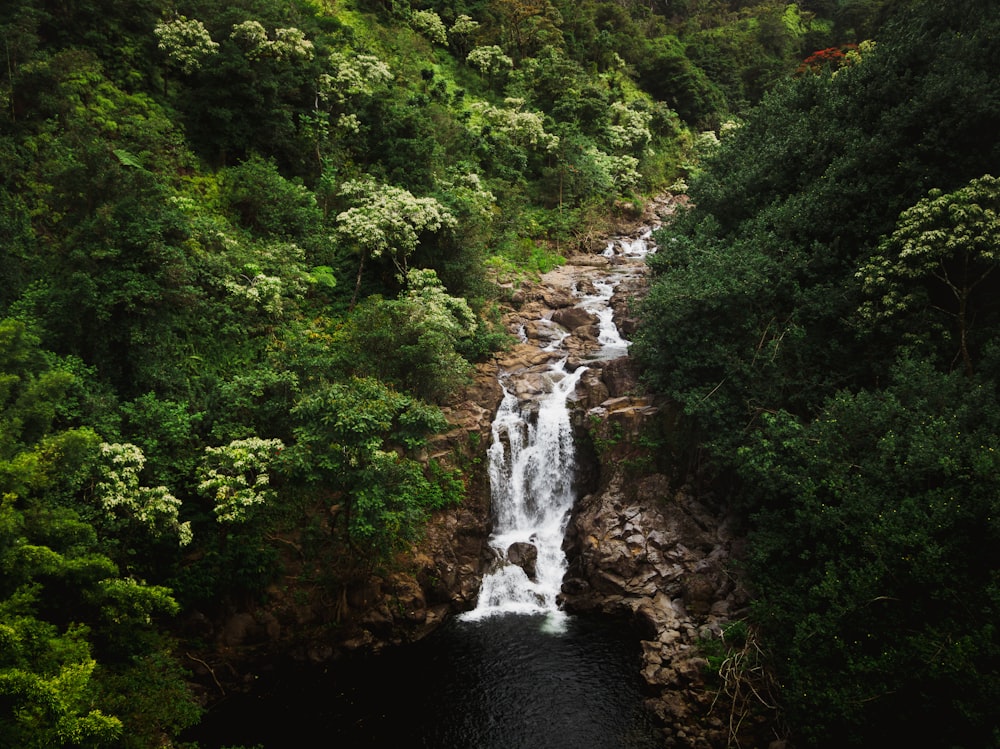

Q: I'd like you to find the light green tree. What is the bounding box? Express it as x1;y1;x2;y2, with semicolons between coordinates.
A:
411;10;447;46
231;20;314;61
466;45;514;89
449;14;481;59
335;178;457;304
470;98;559;152
93;443;192;546
197;437;285;524
154;15;218;75
318;52;393;104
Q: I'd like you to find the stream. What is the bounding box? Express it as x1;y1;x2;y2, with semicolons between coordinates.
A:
188;230;661;748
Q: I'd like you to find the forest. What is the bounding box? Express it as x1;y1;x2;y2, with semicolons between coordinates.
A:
0;0;995;747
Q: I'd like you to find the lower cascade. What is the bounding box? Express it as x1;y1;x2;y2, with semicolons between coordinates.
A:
461;359;586;623
185;219;709;749
462;230;651;625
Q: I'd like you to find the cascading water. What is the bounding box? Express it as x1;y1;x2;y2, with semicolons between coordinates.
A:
184;224;666;749
463;228;656;624
461;359;586;623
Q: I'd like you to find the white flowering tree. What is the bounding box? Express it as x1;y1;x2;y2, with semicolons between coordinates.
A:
857;174;1000;375
93;443;192;546
154;16;219;75
449;14;480;59
308;52;392;169
196;437;285;524
466;45;513;90
604;101;653;153
335;178;457;304
470;98;559;152
411;10;447;46
318;52;393;104
230;20;314;62
583;146;641;192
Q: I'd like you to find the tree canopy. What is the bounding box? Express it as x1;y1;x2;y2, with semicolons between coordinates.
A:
3;0;988;745
635;0;1000;745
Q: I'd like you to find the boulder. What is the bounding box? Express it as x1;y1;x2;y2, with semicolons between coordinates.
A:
600;356;639;398
551;306;596;331
506;541;538;580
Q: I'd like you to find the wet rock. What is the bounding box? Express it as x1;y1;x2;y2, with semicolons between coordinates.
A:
600;356;640;398
551;306;596;331
506;541;538;580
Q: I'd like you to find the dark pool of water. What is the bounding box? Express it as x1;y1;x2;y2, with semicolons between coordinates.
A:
187;613;663;748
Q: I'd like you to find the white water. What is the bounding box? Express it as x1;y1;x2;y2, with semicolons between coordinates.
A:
462;228;658;626
602;227;654;259
576;279;630;360
461;359;585;625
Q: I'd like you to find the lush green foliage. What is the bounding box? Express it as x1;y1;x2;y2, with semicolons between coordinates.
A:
739;359;1000;747
0;0;884;743
635;0;1000;745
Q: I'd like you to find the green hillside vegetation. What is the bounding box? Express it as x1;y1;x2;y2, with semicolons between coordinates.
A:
0;0;970;746
635;0;1000;745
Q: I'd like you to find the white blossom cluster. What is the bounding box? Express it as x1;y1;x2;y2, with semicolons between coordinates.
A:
411;10;448;46
438;172;497;223
231;20;315;61
94;443;192;546
154;16;219;74
222;272;286;316
318;53;393;104
336;178;457;261
156;17;314;72
404;268;478;339
449;14;480;38
470;98;559;152
197;437;285;524
222;245;309;317
585;146;641;190
605;101;653;152
466;45;513;77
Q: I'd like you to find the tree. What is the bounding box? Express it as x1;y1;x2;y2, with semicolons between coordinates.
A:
154;15;218;76
449;14;481;59
466;45;514;90
335;178;457;305
338;269;478;402
196;437;285;524
737;359;1000;747
857;175;1000;375
91;442;192;548
287;376;458;562
0;319;198;747
220;154;322;240
411;10;447;46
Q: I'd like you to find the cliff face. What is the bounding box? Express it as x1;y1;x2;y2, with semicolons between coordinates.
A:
561;373;757;748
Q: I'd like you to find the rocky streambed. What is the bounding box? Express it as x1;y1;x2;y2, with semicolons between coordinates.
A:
429;194;772;747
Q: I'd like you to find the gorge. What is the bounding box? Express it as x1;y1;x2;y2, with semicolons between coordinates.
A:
187;197;773;748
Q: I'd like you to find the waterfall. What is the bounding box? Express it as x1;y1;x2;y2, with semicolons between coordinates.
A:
461;359;585;623
577;279;630;360
462;225;657;625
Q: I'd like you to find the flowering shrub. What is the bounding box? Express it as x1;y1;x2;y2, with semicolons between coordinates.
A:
94;443;192;545
197;437;285;524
